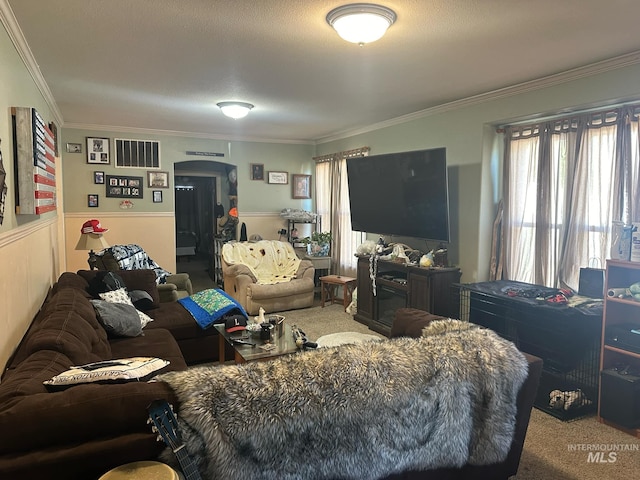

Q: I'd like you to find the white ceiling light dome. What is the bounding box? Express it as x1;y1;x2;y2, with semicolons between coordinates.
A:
217;101;254;119
326;3;397;45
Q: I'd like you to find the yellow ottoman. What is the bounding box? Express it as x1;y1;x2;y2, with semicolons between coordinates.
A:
98;461;182;480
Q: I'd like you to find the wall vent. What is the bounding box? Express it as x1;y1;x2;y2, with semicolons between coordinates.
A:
114;139;160;168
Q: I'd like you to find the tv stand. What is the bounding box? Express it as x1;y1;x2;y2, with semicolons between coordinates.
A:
354;256;461;336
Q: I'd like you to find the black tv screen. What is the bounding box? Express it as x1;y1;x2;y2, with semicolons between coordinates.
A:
346;148;450;242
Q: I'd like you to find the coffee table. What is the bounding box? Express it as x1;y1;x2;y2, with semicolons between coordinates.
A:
215;322;299;364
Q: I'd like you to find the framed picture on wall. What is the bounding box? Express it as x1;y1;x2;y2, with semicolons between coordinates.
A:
153;190;163;203
66;142;82;153
250;163;264;180
86;137;110;164
268;171;288;184
88;194;99;207
292;174;311;199
148;170;169;188
94;171;104;184
106;175;143;198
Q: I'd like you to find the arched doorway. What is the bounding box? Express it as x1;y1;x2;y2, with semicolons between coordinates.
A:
174;160;236;288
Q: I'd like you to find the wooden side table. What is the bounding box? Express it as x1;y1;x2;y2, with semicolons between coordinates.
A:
320;275;356;310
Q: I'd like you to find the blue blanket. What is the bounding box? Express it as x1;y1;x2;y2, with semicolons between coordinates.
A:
178;289;248;329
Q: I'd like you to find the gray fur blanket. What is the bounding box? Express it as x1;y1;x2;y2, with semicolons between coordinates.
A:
156;319;528;480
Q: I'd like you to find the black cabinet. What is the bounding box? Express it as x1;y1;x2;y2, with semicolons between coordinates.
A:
354;256;461;336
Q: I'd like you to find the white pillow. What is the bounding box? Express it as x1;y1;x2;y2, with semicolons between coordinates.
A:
43;357;170;390
99;288;153;328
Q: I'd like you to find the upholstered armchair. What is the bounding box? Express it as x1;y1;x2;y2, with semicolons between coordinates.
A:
94;244;193;302
221;240;315;315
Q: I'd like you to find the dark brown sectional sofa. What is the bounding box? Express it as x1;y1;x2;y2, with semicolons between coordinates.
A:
0;271;542;480
0;269;225;480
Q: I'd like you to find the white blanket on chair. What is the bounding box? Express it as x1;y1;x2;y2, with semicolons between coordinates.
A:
222;240;301;285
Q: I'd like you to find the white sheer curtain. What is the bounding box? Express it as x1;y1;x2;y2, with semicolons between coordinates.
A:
502;106;640;290
315;148;368;277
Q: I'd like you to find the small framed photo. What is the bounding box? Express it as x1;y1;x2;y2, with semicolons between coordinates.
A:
292;174;312;199
250;163;264;181
94;171;105;184
66;142;82;153
153;190;163;203
88;194;99;208
148;170;169;188
86;137;110;164
268;171;288;184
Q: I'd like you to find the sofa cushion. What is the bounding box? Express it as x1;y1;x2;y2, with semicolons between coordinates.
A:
145;301;217;341
78;269;161;308
390;307;447;338
52;272;93;299
23;289;111;364
0;350;72;406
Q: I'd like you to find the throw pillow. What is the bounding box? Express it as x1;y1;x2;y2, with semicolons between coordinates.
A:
99;288;153;328
43;357;170;390
91;300;144;337
129;289;156;311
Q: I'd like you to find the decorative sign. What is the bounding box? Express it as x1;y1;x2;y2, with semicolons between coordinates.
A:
186;151;225;157
106;175;143;198
12;107;57;215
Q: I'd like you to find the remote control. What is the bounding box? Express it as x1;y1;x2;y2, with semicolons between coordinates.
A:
232;339;256;347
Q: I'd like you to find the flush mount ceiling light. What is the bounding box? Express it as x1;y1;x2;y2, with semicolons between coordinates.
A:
217;101;254;119
326;3;396;45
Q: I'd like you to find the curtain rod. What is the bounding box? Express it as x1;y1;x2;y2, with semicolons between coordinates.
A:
313;146;370;163
496;99;640;131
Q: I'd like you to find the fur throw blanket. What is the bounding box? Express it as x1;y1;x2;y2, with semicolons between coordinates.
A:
156;320;528;480
222;240;301;284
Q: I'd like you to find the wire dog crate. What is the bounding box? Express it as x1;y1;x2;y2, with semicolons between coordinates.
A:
455;281;602;421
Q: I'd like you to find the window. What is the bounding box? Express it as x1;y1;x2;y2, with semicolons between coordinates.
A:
502;107;639;290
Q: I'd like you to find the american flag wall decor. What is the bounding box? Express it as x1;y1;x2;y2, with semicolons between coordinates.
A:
12;107;57;215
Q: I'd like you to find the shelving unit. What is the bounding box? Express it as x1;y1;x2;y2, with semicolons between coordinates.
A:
598;260;640;436
286;217;321;244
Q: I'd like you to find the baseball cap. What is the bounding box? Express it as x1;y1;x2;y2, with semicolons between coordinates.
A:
225;316;247;333
81;219;109;234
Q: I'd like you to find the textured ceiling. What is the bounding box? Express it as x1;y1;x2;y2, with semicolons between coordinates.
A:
5;0;640;143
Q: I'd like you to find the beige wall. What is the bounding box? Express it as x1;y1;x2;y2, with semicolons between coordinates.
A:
0;219;62;373
64;213;177;273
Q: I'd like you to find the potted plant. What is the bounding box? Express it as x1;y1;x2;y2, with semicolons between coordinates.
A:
302;231;332;256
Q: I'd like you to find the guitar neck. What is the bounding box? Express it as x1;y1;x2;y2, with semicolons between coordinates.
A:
174;445;202;480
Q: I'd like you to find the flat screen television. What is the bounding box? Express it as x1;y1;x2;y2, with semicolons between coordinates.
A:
346;148;450;242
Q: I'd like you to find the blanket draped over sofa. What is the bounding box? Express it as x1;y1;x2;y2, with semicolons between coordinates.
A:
156;320;529;480
222;240;301;284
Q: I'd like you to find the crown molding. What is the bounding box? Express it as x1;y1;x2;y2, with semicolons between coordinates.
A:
62;122;315;146
316;50;640;144
0;0;63;125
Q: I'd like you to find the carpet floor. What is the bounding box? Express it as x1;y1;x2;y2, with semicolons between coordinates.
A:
187;264;640;479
